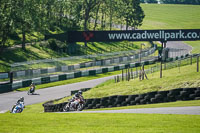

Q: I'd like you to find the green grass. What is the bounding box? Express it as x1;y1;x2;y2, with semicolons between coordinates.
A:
0;44;69;72
141;4;200;29
0;41;149;72
1;4;200;133
185;41;200;54
141;4;200;53
0;113;200;133
22;99;200;114
77;41;149;55
83;63;200;99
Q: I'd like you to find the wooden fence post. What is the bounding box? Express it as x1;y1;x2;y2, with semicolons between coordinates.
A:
197;55;199;72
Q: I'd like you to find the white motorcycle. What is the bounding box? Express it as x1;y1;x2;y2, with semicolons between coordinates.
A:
11;102;25;113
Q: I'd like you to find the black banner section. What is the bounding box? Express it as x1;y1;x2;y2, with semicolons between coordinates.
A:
45;29;200;42
45;33;67;42
68;29;200;42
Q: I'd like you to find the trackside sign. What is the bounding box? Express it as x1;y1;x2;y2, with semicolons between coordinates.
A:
67;29;200;42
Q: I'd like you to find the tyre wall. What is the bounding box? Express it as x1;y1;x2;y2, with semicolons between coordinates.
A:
43;87;200;112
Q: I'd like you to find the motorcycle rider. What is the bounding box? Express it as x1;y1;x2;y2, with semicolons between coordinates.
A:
11;97;25;113
17;97;24;104
29;82;35;94
70;93;81;109
78;90;84;100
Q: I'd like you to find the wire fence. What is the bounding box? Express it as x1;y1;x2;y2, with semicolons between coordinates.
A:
10;47;151;71
114;54;200;83
9;45;156;81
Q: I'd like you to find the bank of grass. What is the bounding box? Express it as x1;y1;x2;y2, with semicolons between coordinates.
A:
0;41;147;72
83;63;200;99
141;4;200;29
0;44;68;72
185;41;200;54
141;4;200;53
0;113;200;133
52;59;199;104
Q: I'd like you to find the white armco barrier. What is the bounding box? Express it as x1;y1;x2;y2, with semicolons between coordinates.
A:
0;73;8;79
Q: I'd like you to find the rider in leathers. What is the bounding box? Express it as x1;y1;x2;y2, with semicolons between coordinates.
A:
70;91;83;109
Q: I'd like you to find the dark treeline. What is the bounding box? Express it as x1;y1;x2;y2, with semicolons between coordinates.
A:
161;0;200;4
140;0;200;4
0;0;144;53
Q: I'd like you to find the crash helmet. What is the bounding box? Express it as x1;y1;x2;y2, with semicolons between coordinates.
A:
20;97;24;102
75;93;79;97
31;82;34;85
78;90;82;95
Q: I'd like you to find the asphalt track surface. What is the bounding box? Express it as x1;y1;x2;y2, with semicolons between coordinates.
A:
166;41;193;57
0;41;196;114
65;106;200;115
0;76;113;112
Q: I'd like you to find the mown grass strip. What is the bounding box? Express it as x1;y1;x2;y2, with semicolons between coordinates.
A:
0;113;200;133
22;99;200;114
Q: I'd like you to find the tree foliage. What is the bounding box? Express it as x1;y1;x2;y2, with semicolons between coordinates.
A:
0;0;145;51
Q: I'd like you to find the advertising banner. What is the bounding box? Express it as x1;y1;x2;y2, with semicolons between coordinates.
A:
68;29;200;42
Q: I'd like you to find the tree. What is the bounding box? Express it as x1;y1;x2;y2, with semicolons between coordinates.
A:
117;0;145;30
93;2;101;30
10;0;44;50
82;0;100;46
129;0;145;29
0;0;14;54
83;0;100;31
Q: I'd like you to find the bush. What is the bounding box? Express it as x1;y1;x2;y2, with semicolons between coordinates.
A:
48;39;66;51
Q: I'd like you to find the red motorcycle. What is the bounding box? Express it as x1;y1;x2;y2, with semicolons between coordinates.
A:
63;97;85;112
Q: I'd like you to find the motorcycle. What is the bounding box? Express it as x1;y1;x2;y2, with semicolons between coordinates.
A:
11;102;25;113
27;86;35;95
63;97;85;112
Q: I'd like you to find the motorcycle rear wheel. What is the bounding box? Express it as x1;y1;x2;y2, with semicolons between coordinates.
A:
77;103;84;111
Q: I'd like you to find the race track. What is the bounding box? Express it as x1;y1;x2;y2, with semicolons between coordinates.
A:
0;76;113;112
0;41;195;114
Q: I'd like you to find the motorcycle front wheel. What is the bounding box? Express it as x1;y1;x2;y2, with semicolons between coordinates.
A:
63;104;70;112
16;108;23;113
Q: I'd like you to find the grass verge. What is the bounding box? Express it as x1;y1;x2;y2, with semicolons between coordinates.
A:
83;63;200;99
0;113;200;133
22;99;200;114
